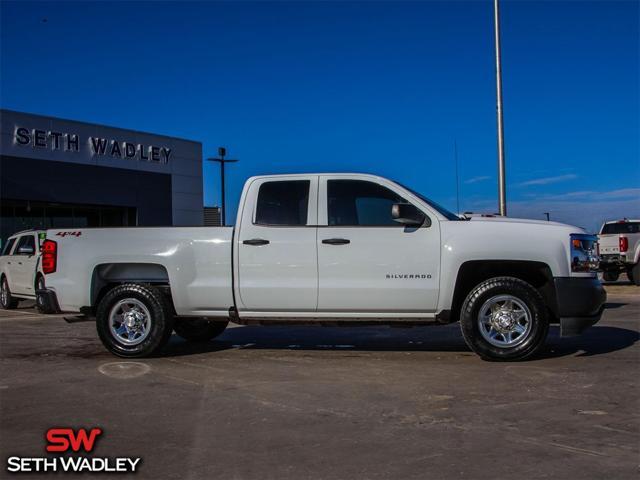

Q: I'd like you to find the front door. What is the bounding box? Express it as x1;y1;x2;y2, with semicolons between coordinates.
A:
317;177;440;313
236;176;319;312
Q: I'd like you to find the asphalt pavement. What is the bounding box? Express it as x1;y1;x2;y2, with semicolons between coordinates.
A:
1;282;638;479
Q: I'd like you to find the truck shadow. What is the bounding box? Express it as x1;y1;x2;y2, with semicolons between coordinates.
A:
541;325;639;358
161;324;639;360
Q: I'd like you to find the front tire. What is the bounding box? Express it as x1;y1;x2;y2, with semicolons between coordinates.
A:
174;318;229;342
460;277;549;361
96;283;174;358
0;276;19;310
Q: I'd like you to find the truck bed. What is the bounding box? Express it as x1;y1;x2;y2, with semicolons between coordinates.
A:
46;227;234;316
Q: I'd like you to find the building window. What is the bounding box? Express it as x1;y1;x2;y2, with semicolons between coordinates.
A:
0;200;137;246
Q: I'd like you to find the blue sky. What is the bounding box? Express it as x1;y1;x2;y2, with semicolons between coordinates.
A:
1;1;638;232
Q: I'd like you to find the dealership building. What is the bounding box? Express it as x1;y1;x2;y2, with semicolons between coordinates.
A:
0;109;205;244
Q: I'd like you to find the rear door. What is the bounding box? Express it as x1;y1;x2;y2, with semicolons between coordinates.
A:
316;176;440;314
235;176;319;312
11;234;38;296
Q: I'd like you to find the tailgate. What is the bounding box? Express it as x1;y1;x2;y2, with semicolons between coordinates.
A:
598;234;620;254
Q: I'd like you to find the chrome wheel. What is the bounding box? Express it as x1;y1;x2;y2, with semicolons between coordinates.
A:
109;298;152;346
1;280;8;306
478;294;532;348
36;277;45;307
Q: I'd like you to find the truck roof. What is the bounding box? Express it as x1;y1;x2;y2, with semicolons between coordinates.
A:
9;229;46;237
246;172;387;180
603;219;640;224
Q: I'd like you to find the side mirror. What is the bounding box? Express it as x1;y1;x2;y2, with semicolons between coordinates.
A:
392;203;429;227
17;246;35;255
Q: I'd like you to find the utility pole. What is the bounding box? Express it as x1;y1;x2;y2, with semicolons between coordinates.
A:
454;140;460;215
494;0;507;216
207;147;238;226
544;212;550;221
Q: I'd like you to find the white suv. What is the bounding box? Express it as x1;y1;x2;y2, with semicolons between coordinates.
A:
0;230;54;312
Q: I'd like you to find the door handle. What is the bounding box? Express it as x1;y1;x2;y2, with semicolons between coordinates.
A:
18;262;23;265
243;238;270;246
322;238;350;245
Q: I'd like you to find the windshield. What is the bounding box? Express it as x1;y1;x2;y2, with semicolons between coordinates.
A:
601;222;640;234
394;181;462;221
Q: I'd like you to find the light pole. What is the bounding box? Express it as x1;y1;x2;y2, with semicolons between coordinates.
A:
544;212;550;221
494;0;507;216
207;147;238;226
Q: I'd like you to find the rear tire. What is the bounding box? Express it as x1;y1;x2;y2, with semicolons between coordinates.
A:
96;283;174;358
174;318;229;342
629;263;640;286
460;277;549;361
0;276;19;310
35;275;55;314
603;271;619;282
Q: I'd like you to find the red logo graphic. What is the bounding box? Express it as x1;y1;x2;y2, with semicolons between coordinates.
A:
46;428;103;453
55;231;82;237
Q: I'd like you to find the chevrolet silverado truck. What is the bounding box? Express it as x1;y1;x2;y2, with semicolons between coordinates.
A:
37;173;606;361
598;219;640;285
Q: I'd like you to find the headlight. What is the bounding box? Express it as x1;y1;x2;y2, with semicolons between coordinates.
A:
570;233;599;272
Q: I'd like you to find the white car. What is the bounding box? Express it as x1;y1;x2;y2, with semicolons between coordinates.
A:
38;173;605;361
0;230;54;313
598;219;640;285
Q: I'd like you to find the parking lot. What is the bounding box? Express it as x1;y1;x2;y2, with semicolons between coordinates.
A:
1;282;638;479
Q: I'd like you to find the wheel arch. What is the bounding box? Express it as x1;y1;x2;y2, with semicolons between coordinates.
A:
449;260;557;324
90;263;171;309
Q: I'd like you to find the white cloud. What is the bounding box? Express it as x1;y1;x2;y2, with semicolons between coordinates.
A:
524;188;640;202
600;188;640;199
464;175;491;185
518;174;578;187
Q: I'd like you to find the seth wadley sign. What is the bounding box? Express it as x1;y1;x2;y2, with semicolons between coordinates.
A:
13;126;172;164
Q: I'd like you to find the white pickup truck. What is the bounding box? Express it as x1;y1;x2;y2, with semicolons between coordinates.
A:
37;173;605;361
598;219;640;285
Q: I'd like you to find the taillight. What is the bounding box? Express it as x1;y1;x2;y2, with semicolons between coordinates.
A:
41;240;57;274
619;236;628;253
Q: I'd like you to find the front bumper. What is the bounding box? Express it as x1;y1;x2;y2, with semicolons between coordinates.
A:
36;288;61;314
554;277;606;336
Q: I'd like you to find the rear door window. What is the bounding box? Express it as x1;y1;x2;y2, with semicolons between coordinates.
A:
601;222;640;234
255;180;310;226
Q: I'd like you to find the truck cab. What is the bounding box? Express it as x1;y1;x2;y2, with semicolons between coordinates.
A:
234;173;445;316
